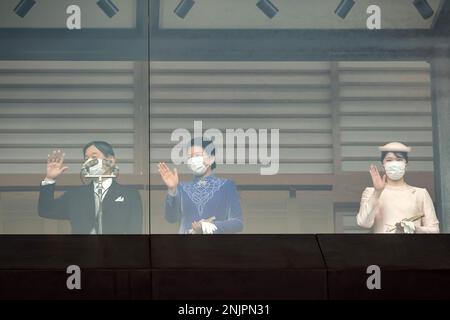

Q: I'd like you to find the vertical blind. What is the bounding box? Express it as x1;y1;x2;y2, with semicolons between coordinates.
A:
150;61;433;174
0;61;433;174
339;61;433;172
150;61;334;174
0;61;138;174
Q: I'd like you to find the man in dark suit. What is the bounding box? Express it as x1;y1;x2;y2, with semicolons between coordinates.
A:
38;141;143;234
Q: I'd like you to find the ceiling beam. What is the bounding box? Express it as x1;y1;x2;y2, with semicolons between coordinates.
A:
150;29;446;61
432;0;450;33
0;29;445;61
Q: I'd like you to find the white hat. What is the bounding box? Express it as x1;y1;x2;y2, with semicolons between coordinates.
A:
378;142;411;153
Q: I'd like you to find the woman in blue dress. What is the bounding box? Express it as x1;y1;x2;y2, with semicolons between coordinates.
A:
158;138;243;234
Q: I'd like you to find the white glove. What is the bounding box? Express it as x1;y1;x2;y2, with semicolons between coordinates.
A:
201;221;218;234
401;221;416;234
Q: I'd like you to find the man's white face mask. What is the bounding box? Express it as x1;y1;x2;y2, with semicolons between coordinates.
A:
188;156;208;176
85;158;105;176
384;161;406;181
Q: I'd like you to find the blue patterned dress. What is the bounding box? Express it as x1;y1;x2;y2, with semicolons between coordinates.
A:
165;175;243;234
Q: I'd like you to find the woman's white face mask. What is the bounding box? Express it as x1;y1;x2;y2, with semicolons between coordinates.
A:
384;161;406;181
187;156;209;176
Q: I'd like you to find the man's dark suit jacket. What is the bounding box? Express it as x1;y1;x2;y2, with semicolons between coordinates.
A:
38;180;143;234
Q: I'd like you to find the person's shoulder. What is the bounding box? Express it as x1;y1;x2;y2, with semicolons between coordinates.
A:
210;176;234;188
62;184;91;197
410;186;430;196
221;178;237;188
72;184;91;192
114;182;141;194
178;180;189;189
362;187;375;193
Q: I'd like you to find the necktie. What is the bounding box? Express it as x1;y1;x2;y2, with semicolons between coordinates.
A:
95;183;104;234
